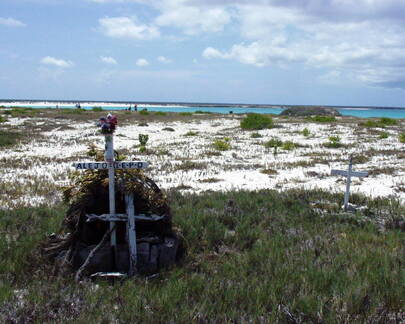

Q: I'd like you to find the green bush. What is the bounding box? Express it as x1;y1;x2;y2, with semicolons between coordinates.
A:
139;109;149;115
302;128;310;137
282;141;296;150
154;111;167;116
307;115;336;123
250;132;263;138
0;116;7;123
213;139;231;151
240;113;273;130
360;118;398;128
379;132;389;139
194;110;213;114
184;131;198;137
92;107;103;112
380;117;397;126
399;133;405;143
324;135;342;148
138;134;149;152
264;137;282;155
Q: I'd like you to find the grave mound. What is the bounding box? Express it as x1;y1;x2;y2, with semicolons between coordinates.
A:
43;160;182;277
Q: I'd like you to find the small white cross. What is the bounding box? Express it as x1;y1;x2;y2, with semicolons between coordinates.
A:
331;156;369;211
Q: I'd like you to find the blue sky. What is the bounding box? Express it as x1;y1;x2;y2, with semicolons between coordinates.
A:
1;0;405;106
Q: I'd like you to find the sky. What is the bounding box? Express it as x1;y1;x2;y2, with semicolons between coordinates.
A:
1;0;405;106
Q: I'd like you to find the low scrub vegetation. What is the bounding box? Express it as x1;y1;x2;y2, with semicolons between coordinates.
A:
213;138;231;151
306;115;336;123
0;189;404;323
91;107;103;112
399;133;405;143
0;130;22;147
324;135;343;148
360;117;398;128
240;113;273;130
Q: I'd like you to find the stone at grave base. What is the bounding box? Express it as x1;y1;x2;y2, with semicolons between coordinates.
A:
159;237;179;268
74;244;113;273
342;203;368;213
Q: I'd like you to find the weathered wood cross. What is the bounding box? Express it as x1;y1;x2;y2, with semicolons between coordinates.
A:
331;156;368;211
72;118;148;276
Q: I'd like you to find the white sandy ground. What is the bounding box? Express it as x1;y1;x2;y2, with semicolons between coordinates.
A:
0;115;404;209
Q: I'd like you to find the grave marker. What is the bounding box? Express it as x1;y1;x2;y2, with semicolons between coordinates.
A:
72;114;148;275
331;156;368;211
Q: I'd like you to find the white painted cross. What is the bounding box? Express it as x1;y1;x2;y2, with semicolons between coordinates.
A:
73;126;148;275
331;156;368;211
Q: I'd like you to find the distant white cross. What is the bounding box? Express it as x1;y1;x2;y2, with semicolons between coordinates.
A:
331;156;368;211
73;130;148;275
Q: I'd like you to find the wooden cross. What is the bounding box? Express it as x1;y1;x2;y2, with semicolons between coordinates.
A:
73;131;149;276
331;156;368;211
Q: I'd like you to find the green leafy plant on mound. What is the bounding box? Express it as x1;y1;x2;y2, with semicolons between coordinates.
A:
281;141;296;151
306;115;336;123
213;138;231;151
240;113;274;130
139;134;149;153
324;135;343;148
302;127;310;137
264;137;282;155
399;133;405;143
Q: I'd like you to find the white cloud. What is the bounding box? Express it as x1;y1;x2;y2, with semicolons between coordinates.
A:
100;56;118;64
136;58;149;67
154;1;231;35
0;17;26;27
157;56;172;63
40;56;74;68
99;17;160;40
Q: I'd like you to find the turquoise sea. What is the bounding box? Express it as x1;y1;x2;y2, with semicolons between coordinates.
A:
8;104;405;119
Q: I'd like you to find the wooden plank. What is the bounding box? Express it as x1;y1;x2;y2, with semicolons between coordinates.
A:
331;169;368;177
85;213;165;222
72;161;148;170
126;194;137;276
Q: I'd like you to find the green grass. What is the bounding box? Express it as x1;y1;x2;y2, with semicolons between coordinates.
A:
3;108;38;118
0;130;22;147
154;111;167;116
91;107;103;112
306;115;336;123
0;189;404;323
179;112;193;116
240;113;273;130
139;109;149;115
212;139;231;151
184;131;199;137
0;116;8;123
399;133;405;143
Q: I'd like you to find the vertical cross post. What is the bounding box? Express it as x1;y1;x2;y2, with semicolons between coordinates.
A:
104;135;116;247
343;156;353;211
125;194;137;276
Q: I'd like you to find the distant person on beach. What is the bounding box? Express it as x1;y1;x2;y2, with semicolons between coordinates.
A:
128;105;132;111
134;105;138;112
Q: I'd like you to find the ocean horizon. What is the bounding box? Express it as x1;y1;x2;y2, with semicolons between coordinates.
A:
2;100;405;118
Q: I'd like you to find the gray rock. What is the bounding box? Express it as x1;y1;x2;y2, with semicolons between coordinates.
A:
280;106;341;116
